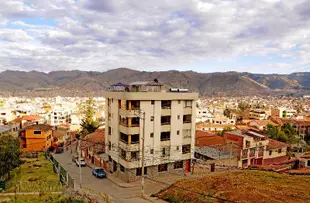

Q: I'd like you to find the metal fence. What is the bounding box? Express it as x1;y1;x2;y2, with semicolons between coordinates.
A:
44;151;76;190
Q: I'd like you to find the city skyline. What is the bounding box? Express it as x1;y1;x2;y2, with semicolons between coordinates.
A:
1;0;310;74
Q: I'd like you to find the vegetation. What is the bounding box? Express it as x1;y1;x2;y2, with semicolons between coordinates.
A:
0;194;83;203
219;127;233;136
5;153;63;192
0;134;21;180
265;123;298;145
157;170;310;203
223;108;231;117
80;97;99;137
238;101;250;111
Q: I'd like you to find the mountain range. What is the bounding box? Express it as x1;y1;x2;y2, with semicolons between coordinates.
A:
0;68;310;96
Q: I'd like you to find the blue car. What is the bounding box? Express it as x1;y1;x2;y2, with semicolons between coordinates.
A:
92;168;107;178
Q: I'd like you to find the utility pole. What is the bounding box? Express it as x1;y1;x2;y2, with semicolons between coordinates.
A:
77;137;82;189
141;111;146;196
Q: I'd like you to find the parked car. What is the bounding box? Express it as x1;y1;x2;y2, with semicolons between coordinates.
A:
76;158;86;167
92;168;107;178
72;155;78;162
55;147;64;154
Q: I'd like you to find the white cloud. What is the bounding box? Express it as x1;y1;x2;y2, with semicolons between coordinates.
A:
0;0;310;73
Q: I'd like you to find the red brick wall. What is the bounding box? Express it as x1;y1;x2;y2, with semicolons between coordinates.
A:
263;155;288;165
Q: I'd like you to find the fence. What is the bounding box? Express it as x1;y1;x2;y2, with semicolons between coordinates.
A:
44;151;76;190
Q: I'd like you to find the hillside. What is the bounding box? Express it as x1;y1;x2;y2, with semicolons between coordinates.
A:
156;170;310;203
0;68;310;96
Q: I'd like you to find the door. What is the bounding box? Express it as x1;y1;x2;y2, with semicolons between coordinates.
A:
185;160;191;172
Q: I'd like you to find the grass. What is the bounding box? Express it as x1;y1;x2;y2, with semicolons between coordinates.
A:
5;153;64;193
156;170;310;203
0;194;83;203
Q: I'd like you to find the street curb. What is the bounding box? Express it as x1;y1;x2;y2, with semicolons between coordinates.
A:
86;163;136;188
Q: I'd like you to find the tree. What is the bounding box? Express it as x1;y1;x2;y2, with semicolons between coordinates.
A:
238;101;249;111
281;123;298;145
277;131;288;143
0;134;21;180
223;108;231;118
80;97;99;137
265;124;278;139
219;127;233;136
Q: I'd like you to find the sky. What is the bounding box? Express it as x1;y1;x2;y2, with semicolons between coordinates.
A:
0;0;310;74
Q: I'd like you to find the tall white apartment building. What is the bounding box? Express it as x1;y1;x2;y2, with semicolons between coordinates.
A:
104;81;198;182
50;107;72;126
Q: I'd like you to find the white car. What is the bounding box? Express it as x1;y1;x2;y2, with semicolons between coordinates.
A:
75;158;86;167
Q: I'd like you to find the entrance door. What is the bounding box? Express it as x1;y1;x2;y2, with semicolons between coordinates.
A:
185;160;191;172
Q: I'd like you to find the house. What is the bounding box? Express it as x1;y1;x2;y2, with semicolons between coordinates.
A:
50;107;72;126
224;130;288;168
105;81;198;182
301;153;310;168
81;129;107;170
195;130;225;147
195;146;238;166
196;122;235;132
0;108;15;124
248;120;279;131
272;107;297;118
19;124;53;152
249;109;268;120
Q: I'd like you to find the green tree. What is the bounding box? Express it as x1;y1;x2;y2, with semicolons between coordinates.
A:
265;124;278;139
0;134;21;180
223;108;231;118
277;131;288;143
80;97;99;137
238;101;249;111
281;123;298;145
219;127;233;136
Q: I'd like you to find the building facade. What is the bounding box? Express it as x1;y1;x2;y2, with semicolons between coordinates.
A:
104;81;198;182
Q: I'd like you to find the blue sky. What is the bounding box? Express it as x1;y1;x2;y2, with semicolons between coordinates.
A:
1;0;310;73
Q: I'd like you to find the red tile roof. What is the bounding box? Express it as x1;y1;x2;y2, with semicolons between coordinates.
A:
267;139;288;150
195;130;225;147
22;115;43;121
22;124;53;131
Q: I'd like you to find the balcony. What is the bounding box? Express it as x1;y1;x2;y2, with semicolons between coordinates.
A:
249;152;255;158
183;108;192;115
258;151;264;157
161;101;171;109
119;117;140;128
241;153;248;159
119;125;140;135
160;132;170;141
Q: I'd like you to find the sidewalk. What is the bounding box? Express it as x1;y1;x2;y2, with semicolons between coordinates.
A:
86;161;141;188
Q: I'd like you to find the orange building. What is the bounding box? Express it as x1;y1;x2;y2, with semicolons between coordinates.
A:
19;124;53;152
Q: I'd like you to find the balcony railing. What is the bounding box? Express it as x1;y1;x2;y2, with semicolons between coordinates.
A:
161;105;171;109
241;153;248;159
161;122;171;125
249;152;255;158
183;120;191;124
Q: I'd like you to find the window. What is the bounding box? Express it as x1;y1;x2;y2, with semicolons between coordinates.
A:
160;132;170;141
182;144;191;154
269;150;272;156
150;116;154;121
246;141;250;148
108;156;112;162
307;160;310;167
120;165;125;172
278;149;282;153
34;130;41;135
120;149;126;160
136;167;147;176
183;115;191;123
162;147;170;157
108;127;112;135
184;100;192;108
161;101;171;109
178;100;181;104
158;164;168;172
131;134;139;144
177;130;180;135
177;115;180;120
174;161;183;169
120;133;129;143
131;151;138;160
150;149;154;154
108;141;111;150
151;100;155;105
150;133;154;138
161;116;171;125
176;146;179;151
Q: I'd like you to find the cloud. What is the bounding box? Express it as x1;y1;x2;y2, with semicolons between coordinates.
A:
0;0;310;73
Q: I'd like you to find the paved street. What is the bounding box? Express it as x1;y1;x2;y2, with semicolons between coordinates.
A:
53;149;166;203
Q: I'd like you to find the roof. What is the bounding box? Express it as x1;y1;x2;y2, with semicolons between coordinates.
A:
195;146;234;159
129;81;163;86
301;152;310;159
0;125;10;133
84;129;105;143
111;83;128;87
267;139;288;150
249;120;278;127
195;131;225;147
22;115;43;121
11;117;22;124
22;124;53;131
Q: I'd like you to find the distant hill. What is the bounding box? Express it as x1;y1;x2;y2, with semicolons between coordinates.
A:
0;68;310;96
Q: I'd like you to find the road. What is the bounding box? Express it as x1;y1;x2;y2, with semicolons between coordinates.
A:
53;149;166;203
